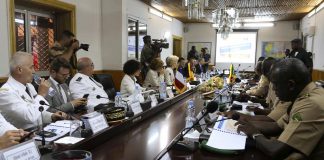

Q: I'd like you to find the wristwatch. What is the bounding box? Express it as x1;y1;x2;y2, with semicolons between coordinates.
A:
252;133;263;140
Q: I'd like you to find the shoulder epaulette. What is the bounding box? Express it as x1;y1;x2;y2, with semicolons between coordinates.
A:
0;88;8;92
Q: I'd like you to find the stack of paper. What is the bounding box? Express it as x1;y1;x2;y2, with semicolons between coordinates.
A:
206;116;247;150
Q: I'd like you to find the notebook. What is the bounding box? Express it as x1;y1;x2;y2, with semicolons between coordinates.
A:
206;116;247;150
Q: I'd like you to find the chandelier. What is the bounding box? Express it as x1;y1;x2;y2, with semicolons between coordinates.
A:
182;0;209;20
212;7;239;39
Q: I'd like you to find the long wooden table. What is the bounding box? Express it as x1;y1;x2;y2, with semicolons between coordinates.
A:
43;87;270;160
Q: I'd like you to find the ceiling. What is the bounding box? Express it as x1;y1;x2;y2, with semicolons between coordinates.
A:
140;0;323;23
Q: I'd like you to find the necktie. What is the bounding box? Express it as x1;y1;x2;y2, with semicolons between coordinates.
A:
25;87;32;98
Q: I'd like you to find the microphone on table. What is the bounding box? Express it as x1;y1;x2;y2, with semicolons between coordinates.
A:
186;112;240;132
37;105;53;154
96;95;109;99
39;101;93;138
155;101;220;160
40;100;78;120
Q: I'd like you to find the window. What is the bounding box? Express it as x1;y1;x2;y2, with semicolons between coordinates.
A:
127;18;147;60
15;9;54;72
215;31;258;70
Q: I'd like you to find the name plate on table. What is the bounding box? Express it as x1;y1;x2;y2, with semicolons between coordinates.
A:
166;88;174;98
88;114;109;134
150;95;158;107
0;140;40;160
130;102;143;115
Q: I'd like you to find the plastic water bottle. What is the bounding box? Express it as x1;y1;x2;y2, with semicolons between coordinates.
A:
159;82;167;99
114;92;122;107
185;100;195;131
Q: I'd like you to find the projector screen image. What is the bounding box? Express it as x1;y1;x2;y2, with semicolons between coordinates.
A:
216;32;257;64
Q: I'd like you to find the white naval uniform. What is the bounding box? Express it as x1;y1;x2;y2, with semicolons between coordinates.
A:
0;113;17;136
69;73;109;111
0;76;53;129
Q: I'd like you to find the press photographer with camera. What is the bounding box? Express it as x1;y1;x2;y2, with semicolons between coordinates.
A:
140;35;169;79
49;30;89;75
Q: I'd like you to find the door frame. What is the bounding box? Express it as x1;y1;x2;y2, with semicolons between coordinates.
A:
172;35;182;58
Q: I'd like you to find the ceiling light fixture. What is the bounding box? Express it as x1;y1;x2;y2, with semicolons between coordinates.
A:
212;7;239;39
149;8;162;18
182;0;209;20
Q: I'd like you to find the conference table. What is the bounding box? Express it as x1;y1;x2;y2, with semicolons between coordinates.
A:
45;85;269;160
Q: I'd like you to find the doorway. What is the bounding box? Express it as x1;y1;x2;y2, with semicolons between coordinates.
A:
173;35;182;58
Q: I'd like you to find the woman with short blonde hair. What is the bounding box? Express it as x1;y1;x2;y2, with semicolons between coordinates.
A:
165;55;179;85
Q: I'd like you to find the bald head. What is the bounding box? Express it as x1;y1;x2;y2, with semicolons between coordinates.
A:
270;58;311;101
77;57;94;76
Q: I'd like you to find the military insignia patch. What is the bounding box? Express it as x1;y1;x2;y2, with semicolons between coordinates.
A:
76;77;82;82
292;112;302;122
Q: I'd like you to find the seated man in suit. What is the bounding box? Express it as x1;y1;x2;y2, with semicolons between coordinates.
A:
195;58;206;75
236;58;324;159
46;57;87;113
0;52;67;129
69;57;109;112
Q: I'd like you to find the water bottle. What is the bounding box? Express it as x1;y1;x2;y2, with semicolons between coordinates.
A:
114;92;122;107
33;74;56;97
159;82;167;99
185;100;195;131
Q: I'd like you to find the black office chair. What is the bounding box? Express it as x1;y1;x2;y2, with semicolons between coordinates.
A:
93;74;116;100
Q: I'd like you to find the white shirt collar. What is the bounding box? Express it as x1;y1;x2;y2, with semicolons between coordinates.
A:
8;76;27;91
49;76;60;86
125;74;136;83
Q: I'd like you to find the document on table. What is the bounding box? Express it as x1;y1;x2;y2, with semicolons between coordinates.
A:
206;116;247;150
34;120;80;142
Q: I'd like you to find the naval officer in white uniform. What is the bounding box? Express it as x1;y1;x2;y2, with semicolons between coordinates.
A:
0;113;27;149
69;57;109;111
0;52;67;129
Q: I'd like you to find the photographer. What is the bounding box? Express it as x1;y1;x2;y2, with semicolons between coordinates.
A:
140;35;168;79
49;30;89;75
140;35;154;78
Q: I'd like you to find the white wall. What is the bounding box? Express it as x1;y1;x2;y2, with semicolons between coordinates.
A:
61;0;103;70
184;21;299;70
101;0;127;70
0;0;12;77
0;0;103;77
301;8;324;70
126;0;184;64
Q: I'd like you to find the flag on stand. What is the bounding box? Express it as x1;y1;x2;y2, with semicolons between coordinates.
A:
186;63;195;82
174;71;187;94
228;64;235;84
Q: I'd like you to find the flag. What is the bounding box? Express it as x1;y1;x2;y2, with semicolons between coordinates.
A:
186;63;195;82
174;71;187;93
228;64;235;83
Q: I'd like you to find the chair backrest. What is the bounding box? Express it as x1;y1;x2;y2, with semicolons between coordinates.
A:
93;74;116;99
